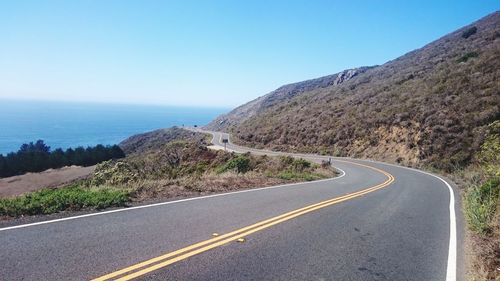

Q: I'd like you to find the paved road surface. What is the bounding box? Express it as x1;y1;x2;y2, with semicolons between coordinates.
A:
0;130;462;280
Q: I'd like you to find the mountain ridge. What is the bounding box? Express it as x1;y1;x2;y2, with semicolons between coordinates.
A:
206;11;500;171
207;66;374;131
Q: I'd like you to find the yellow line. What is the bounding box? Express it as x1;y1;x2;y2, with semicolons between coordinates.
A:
91;181;382;280
91;160;394;281
116;179;393;281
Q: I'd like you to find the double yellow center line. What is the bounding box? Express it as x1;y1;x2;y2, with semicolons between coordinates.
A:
91;160;394;281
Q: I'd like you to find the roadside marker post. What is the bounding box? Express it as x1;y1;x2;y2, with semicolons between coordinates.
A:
222;138;228;151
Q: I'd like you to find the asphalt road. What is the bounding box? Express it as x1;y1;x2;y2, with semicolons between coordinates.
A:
0;130;462;281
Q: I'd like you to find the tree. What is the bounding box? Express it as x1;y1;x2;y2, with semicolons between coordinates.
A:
50;148;67;168
18;140;50;153
73;147;87;166
0;155;7;177
65;148;75;165
110;145;125;159
34;140;51;153
92;144;107;163
462;26;477;39
0;141;125;178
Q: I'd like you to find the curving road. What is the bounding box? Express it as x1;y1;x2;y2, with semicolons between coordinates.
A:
0;130;462;281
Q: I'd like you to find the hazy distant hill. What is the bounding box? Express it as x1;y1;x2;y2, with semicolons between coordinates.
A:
206;11;500;170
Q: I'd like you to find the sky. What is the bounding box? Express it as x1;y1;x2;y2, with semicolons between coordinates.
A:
0;1;498;108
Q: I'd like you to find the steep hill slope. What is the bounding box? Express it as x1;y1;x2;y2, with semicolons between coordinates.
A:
119;127;208;155
208;66;373;131
206;11;500;171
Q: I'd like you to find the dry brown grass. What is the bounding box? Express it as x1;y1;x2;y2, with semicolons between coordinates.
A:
207;12;500;173
99;166;336;204
89;137;338;203
465;215;499;280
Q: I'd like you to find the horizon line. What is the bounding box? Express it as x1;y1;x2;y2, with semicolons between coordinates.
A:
0;97;233;110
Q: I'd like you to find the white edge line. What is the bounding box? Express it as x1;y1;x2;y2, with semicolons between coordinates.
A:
437;172;457;281
356;159;457;281
0;168;346;232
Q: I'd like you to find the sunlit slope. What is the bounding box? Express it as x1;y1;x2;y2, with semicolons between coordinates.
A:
206;11;499;170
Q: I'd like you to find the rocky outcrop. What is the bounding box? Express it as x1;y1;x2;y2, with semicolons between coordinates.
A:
333;69;360;85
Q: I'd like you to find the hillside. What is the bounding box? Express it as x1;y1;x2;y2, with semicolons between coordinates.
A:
208;66;373;131
206;11;500;171
95;128;336;201
119;127;208;155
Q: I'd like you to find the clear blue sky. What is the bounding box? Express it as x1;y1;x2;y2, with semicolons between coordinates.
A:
0;1;497;107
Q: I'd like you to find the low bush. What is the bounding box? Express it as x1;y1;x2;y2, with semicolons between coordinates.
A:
88;139;337;201
0;186;129;217
465;178;499;234
461;26;477;39
279;156;311;171
457;51;479;63
277;171;322;181
291;158;311;172
217;154;251;174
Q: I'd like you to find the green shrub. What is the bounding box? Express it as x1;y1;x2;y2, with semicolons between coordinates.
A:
277;171;321;181
465;178;499;234
92;160;140;186
291;158;311;172
176;161;210;178
0;186;129;217
279;156;311;172
457;52;479;63
217;155;251;174
461;26;477;39
279;156;294;165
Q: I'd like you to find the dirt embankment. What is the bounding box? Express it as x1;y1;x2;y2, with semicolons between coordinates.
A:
0;165;95;198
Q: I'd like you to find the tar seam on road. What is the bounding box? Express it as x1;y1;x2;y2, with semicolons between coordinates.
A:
90;160;394;281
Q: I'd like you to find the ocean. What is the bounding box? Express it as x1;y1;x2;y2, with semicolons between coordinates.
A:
0;100;227;155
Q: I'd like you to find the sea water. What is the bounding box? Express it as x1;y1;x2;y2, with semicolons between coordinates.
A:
0;99;227;155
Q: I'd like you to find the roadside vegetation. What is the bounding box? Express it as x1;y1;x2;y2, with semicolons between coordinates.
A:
0;140;125;178
0;129;336;218
465;178;498;234
455;121;499;280
463;121;499;235
89;141;333;200
0;186;128;217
